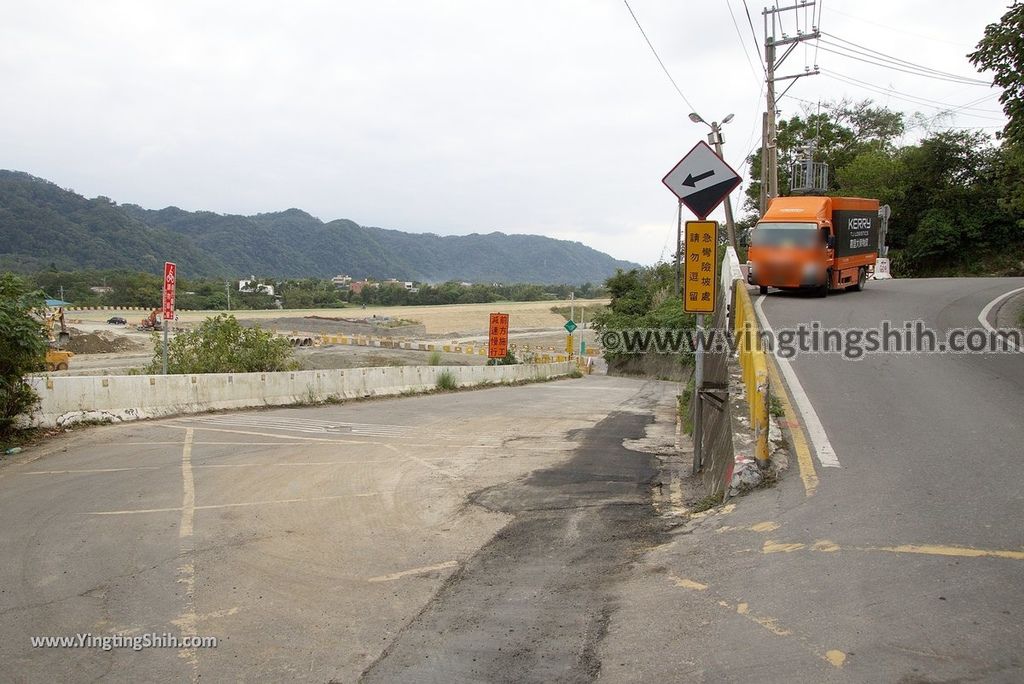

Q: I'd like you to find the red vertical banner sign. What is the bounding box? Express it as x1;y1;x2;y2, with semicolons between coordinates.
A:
162;262;177;321
488;312;509;358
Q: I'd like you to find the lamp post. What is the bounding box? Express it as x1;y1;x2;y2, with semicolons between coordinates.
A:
689;112;738;250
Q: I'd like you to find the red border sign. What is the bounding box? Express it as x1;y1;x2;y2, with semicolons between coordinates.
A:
488;313;509;358
162;262;176;321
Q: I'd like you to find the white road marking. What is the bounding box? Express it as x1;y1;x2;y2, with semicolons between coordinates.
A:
190;415;410;437
179;428;196;538
978;285;1024;352
367;560;459;583
755;295;841;468
24;466;161;475
87;493;379;516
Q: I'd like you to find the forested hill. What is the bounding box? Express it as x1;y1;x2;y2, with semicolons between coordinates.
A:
0;171;637;282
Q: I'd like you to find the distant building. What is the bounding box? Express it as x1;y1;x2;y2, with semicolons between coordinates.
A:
350;279;381;295
459;282;473;287
238;277;275;297
332;274;352;287
403;281;414;290
89;286;113;294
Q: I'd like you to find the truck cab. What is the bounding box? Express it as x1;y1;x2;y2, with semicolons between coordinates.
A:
747;196;879;297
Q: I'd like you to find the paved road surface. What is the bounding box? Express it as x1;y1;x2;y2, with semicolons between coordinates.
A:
600;277;1024;682
0;374;678;682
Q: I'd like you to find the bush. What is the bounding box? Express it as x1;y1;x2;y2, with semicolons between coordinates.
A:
435;370;457;390
427;350;442;366
485;351;518;366
147;314;298;374
0;275;47;435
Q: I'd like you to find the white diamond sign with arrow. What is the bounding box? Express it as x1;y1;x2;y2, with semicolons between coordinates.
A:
662;141;742;220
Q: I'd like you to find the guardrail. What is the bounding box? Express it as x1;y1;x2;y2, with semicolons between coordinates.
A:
732;285;770;466
281;332;600;364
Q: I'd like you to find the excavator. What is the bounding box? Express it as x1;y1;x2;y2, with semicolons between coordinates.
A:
137;308;163;332
39;307;73;371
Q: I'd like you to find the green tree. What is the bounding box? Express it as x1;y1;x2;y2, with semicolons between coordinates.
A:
745;100;905;210
148;314;297;374
969;1;1024;145
0;275;47;434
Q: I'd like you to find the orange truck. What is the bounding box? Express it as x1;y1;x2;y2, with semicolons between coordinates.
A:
746;196;880;297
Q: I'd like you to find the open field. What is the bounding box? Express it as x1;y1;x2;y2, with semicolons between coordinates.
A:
50;299;606;376
65;298;609;335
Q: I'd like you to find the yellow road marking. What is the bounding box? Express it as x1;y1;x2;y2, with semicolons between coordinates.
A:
367;561;459;583
763;540;806;553
749;521;780;532
766;355;818;497
666;576;845;668
668;575;708;590
871;544;1024;561
761;540;1024;560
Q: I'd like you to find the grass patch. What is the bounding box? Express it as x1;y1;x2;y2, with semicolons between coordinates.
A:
435;370;458;390
363;355;406;367
768;392;785;418
427;350;443;366
690;491;724;513
677;376;695;435
550;304;607;322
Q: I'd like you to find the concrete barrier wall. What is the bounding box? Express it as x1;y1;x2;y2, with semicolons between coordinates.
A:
26;362;574;428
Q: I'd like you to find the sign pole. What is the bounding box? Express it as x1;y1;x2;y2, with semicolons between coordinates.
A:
161;261;177;375
692;312;705;475
162;324;169;375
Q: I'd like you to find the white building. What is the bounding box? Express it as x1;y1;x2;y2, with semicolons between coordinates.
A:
238;278;275;297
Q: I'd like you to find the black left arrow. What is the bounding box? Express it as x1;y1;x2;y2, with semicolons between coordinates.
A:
682;169;715;187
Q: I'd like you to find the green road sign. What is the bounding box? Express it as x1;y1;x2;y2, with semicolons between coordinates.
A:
564;320;577;333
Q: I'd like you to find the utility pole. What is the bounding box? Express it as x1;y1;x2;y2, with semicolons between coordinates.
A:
674;199;682;297
707;122;738;249
762;0;820;214
225;281;231;311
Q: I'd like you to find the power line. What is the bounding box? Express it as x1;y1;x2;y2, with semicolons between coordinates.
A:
821;32;991;85
812;0;822;67
741;0;763;70
825;6;973;49
815;45;992;86
822;70;1005;118
725;0;763;84
622;0;697;110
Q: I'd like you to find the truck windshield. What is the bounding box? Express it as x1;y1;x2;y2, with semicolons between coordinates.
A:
750;222;820;248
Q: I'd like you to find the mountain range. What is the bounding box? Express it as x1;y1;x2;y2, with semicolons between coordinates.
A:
0;170;638;283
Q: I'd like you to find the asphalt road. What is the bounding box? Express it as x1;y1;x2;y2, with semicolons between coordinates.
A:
598;277;1024;682
0;373;679;682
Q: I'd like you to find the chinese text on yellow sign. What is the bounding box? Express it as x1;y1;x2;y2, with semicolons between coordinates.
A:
684;221;718;314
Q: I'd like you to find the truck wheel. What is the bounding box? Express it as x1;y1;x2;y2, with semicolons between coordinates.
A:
852;267;867;292
57;362;68;371
759;285;768;295
816;272;830;298
46;363;55;372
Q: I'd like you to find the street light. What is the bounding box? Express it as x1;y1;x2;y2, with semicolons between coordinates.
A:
689;111;738;250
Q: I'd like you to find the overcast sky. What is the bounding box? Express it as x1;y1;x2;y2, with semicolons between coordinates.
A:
0;1;1009;265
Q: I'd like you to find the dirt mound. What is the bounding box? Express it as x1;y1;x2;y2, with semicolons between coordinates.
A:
65;330;145;355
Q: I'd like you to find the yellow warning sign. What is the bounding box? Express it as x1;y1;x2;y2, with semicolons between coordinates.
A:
684;221;718;314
